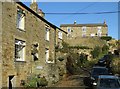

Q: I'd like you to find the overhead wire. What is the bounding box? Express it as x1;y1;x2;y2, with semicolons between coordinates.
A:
45;11;119;15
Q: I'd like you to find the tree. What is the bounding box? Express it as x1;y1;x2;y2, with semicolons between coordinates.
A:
90;46;101;59
102;44;109;54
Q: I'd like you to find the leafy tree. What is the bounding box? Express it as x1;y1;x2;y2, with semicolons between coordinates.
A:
102;44;109;54
90;46;101;59
79;53;88;64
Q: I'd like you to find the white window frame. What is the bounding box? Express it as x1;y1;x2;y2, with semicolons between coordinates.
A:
58;31;63;40
45;48;54;63
67;27;71;33
45;48;49;63
17;7;25;30
15;39;26;61
97;26;102;37
82;26;87;37
82;26;87;32
91;33;95;37
45;27;50;41
67;27;71;37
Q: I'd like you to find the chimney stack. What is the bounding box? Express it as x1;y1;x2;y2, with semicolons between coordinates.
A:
74;21;76;25
30;0;38;13
103;19;106;24
38;9;45;18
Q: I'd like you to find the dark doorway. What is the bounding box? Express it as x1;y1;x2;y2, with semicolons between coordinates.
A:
9;75;14;89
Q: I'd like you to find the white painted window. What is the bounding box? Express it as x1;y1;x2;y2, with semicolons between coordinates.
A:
67;27;71;33
91;33;95;37
45;48;54;63
45;28;50;41
82;26;87;32
82;26;87;37
15;39;26;61
58;31;63;39
45;48;49;63
97;26;102;37
82;33;86;37
17;6;25;30
67;27;71;37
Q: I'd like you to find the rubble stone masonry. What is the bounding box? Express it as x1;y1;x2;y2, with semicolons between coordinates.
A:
0;2;64;87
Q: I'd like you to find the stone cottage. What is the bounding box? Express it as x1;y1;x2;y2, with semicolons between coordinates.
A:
60;21;108;61
0;1;67;88
60;21;108;46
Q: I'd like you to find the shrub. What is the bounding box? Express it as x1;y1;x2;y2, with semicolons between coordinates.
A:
25;77;37;87
111;58;120;75
102;45;109;54
100;36;112;41
37;76;48;87
90;46;101;59
58;57;64;61
69;46;91;49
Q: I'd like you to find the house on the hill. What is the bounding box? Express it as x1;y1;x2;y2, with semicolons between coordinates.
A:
0;1;67;88
60;21;108;39
60;21;108;61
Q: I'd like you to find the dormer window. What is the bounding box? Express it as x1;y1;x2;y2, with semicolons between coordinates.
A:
17;6;25;30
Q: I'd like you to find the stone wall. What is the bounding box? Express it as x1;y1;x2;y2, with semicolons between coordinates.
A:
0;1;2;88
61;26;107;38
1;2;59;87
2;2;17;87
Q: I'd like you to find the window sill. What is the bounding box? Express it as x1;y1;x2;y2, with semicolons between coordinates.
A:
58;38;63;40
46;40;50;42
46;61;54;64
17;28;26;32
15;60;26;63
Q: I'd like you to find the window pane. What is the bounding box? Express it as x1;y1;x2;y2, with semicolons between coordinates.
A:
17;7;25;30
15;39;25;61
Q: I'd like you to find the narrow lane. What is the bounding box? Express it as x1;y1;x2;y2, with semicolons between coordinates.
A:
53;75;92;89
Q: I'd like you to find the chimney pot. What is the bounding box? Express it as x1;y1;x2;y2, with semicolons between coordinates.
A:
74;21;76;24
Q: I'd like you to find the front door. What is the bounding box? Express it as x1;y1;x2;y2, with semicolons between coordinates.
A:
9;75;14;89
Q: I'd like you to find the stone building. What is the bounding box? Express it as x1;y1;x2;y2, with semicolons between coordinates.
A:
60;21;108;46
60;21;108;61
60;21;108;38
0;1;67;88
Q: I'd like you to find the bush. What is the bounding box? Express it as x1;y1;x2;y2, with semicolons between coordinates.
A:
69;46;91;49
37;76;48;87
102;45;109;54
25;76;48;87
25;77;37;87
100;36;112;41
111;58;120;75
58;57;64;61
90;46;101;59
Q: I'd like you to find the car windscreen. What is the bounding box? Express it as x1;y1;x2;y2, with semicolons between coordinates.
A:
100;78;120;88
92;68;108;75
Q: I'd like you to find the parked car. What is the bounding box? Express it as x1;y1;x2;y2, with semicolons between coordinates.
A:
95;75;120;89
90;66;109;86
98;54;112;67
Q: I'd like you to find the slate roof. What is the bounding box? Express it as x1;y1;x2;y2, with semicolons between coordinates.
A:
60;23;108;27
16;2;67;34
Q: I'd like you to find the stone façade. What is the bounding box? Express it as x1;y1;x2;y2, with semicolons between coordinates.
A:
0;1;67;87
